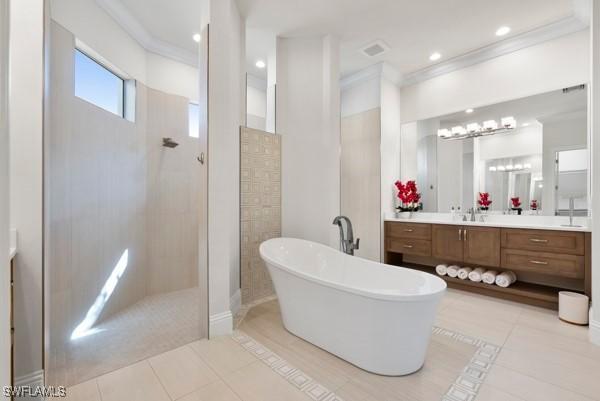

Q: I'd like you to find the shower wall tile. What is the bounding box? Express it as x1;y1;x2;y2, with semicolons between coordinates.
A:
145;88;200;296
240;127;281;304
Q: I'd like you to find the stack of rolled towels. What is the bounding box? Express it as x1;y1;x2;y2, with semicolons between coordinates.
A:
435;264;517;288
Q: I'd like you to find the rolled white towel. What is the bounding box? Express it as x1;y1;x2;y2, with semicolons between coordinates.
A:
447;265;460;278
482;270;498;285
468;267;486;282
435;264;448;276
495;271;517;288
457;267;472;280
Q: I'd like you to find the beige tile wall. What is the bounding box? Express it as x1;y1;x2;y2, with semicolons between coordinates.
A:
341;108;382;261
240;127;281;304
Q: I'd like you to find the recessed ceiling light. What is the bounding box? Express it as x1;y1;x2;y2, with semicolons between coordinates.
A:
192;33;201;43
465;108;474;114
255;60;266;69
429;52;441;61
496;26;511;37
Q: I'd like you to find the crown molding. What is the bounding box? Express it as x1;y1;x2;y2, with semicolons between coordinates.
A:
341;62;402;91
95;0;198;67
402;15;589;88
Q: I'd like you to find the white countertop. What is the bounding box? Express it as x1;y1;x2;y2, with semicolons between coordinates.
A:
385;213;591;232
9;229;16;260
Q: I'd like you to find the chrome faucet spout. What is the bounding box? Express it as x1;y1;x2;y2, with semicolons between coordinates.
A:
332;216;360;255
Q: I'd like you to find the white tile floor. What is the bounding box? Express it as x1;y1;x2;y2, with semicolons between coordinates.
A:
62;289;600;401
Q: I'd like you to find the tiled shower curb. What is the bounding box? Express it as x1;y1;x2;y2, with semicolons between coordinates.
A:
231;326;501;401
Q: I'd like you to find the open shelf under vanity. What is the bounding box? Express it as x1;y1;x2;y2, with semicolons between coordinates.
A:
384;221;591;310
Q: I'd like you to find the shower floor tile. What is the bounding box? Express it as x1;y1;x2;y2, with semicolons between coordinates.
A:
54;287;203;387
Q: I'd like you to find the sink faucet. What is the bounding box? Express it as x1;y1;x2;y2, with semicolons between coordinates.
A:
468;208;476;222
332;216;360;255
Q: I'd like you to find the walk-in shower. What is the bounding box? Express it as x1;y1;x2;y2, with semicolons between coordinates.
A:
44;0;208;386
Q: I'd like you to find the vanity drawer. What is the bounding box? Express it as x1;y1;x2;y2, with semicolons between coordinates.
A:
501;249;584;279
386;238;431;257
501;229;584;255
386;222;431;240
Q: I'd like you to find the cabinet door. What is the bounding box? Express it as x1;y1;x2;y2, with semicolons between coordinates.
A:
463;226;500;267
432;225;464;262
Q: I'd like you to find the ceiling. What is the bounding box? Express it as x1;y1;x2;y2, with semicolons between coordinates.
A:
240;0;579;77
105;0;583;80
115;0;203;54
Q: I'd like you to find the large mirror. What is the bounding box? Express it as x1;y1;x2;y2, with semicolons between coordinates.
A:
400;86;588;216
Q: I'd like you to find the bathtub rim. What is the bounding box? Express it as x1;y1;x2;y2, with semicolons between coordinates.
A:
260;237;447;303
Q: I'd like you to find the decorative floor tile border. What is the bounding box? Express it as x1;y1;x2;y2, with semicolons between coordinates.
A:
234;309;501;401
434;327;502;401
232;330;344;401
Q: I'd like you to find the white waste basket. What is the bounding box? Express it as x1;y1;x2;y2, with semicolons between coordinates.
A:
558;291;589;325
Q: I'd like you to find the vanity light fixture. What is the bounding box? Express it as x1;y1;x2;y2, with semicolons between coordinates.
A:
465;108;474;114
482;120;498;130
437;128;451;138
524;163;532;169
467;123;481;133
496;26;511;36
514;164;523;170
256;60;266;69
501;116;516;129
429;52;441;61
497;166;506;171
505;164;514;171
440;117;516;140
522;123;530;127
489;166;497;172
452;126;467;136
192;33;201;43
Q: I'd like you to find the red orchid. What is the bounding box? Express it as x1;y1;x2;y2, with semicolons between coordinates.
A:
511;197;521;208
478;192;492;209
530;200;538;210
395;180;422;212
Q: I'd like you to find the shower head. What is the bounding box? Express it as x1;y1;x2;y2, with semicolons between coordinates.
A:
162;138;179;148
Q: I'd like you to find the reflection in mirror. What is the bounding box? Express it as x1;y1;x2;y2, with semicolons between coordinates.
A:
400;86;588;216
246;28;276;133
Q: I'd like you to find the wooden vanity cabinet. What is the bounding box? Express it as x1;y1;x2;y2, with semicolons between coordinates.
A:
463;226;501;267
431;224;500;267
384;220;591;309
431;225;463;262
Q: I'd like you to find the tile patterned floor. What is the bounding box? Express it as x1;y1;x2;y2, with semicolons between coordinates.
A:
52;287;203;387
62;288;600;401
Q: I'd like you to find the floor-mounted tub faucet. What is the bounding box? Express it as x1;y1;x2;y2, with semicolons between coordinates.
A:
333;216;360;255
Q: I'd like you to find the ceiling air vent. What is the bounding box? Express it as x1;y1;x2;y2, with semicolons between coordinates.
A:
360;40;390;58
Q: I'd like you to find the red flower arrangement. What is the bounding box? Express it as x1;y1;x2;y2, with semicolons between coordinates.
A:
395;180;422;212
511;197;522;209
530;200;538;210
478;192;492;210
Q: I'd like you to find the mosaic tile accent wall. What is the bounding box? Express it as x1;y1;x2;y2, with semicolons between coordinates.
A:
240;127;282;304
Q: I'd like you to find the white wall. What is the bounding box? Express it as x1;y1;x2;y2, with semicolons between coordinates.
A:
146;52;199;102
50;0;147;82
9;0;45;380
380;77;402;221
341;76;380;118
51;0;199;102
478;125;543;160
401;30;590;123
278;35;341;248
207;0;245;336
246;77;266;130
0;0;10;389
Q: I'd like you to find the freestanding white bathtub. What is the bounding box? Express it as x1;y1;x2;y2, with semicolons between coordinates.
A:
259;237;446;376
